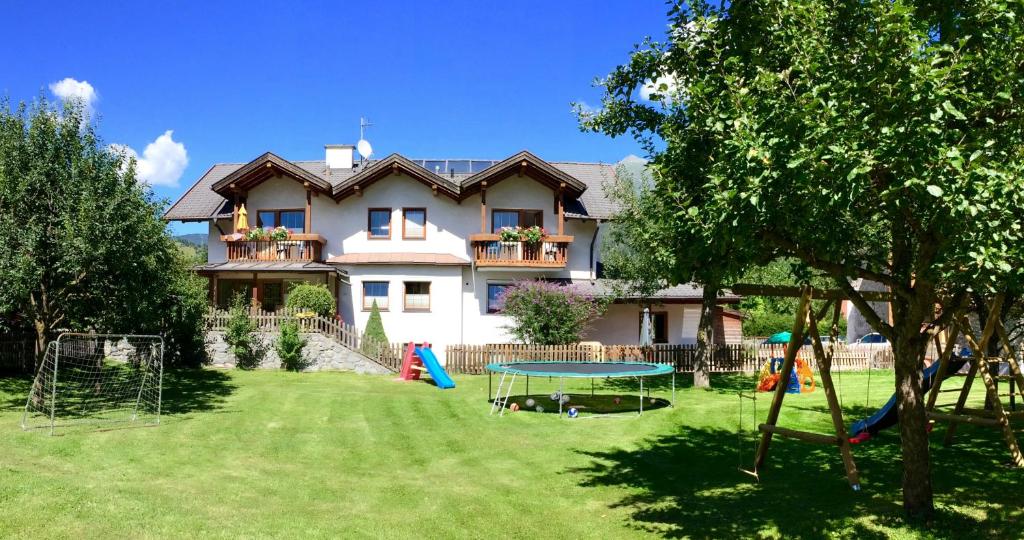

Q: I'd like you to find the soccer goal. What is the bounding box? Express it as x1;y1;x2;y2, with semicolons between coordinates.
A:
22;334;164;435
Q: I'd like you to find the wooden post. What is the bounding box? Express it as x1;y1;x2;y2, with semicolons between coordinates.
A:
305;185;313;233
557;183;565;236
480;181;488;233
995;323;1024;403
806;302;861;489
946;295;1003;445
754;285;812;470
251;272;259;310
211;274;219;306
926;324;961;412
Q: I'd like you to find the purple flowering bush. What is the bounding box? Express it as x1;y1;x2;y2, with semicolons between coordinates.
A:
496;280;609;344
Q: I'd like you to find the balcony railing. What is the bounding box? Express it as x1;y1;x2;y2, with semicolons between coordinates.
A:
469;234;573;268
223;233;326;262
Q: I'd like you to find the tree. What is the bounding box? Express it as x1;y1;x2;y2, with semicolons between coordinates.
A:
285;283;336;318
361;300;389;356
224;293;266;369
0;97;208;366
580;1;1024;517
276;320;307;371
498;280;609;345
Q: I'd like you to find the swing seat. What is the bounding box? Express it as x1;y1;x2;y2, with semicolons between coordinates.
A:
848;432;871;445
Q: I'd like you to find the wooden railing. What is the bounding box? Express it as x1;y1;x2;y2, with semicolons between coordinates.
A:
469;234;573;268
205;307;400;371
222;234;326;262
444;343;897;374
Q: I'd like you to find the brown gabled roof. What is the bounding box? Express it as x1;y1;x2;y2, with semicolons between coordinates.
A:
459;151;587;198
326;252;471;266
165;152;625;223
331;154;460;200
210;152;332;196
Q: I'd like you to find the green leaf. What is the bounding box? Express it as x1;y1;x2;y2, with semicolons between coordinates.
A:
942;100;967;120
926;185;944;197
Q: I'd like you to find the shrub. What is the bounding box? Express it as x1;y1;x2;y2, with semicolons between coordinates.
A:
276;320;308;371
361;300;389;356
498;280;609;345
224;292;267;369
285;283;336;318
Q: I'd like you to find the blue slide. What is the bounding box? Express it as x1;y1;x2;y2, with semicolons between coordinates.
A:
415;346;456;389
850;357;968;438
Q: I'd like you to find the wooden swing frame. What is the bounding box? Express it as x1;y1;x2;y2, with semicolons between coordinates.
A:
742;285;863;490
924;293;1024;466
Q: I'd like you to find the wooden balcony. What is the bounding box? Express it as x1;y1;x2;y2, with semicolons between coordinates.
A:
222;233;326;262
469;234;573;268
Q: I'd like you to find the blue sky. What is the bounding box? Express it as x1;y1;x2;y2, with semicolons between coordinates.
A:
3;1;671;234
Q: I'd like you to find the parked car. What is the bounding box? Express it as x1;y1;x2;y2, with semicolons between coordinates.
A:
847;332;892;368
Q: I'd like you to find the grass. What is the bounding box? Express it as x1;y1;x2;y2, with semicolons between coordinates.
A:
0;368;1022;539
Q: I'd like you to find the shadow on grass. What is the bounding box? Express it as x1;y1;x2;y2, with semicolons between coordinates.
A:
1;368;236;420
493;393;670;415
159;368;236;415
571;421;1024;538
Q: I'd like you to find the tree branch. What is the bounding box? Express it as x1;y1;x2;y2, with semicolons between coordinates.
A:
836;277;895;341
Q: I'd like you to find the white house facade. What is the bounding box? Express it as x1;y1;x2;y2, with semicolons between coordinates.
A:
164;146;743;361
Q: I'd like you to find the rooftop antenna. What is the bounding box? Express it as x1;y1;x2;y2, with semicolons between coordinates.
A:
357;117;374;166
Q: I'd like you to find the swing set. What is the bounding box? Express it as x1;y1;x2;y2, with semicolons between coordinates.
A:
732;284;1024;490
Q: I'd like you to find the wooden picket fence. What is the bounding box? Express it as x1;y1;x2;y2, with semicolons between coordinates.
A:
444;343;896;375
444;343;758;375
205;307;400;372
0;333;35;374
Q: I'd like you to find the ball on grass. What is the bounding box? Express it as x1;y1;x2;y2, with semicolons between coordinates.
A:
535;405;545;413
649;398;657;405
560;394;571;404
509;402;520;412
550;392;561;402
568;407;579;418
613;397;622;405
525;398;536;408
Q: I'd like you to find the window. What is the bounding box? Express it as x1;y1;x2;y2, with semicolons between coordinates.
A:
368;208;392;239
256;209;305;233
487;283;510;313
492;209;543;233
362;281;389;310
402;208;426;239
639;311;669;344
404;282;430;311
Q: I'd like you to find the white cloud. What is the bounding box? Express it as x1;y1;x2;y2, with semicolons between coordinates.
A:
639;74;679;102
49;78;98;113
111;130;189;187
619;154;648;165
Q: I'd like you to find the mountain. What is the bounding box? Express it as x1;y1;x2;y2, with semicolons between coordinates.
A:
173;233;207;246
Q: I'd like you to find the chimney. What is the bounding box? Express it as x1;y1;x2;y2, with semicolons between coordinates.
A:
325;144;355;169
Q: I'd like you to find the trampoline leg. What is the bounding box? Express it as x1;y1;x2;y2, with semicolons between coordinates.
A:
526;376;529;398
672;371;676;407
591;378;594;397
640;377;644;415
559;377;564;417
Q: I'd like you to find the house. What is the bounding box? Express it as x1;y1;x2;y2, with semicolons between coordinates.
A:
164;145;743;359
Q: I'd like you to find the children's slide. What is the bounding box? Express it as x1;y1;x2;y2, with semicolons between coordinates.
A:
849;356;968;441
414;346;456;389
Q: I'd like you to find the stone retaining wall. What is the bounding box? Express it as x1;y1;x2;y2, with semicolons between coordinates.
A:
205;331;391;374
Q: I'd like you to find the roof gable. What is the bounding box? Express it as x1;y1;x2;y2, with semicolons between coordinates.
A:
210;152;332;196
331;154;460;200
459;151;587;199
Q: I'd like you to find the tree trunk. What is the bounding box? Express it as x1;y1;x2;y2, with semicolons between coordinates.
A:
891;301;934;519
33;317;49;369
694;284;718;388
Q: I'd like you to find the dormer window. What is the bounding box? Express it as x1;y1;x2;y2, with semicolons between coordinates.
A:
402;208;426;239
492;209;542;233
368;208;391;239
257;209;305;233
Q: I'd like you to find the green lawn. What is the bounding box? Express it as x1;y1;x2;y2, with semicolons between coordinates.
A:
0;368;1021;539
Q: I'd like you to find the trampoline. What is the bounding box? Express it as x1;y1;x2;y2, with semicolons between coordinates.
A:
485;361;676;417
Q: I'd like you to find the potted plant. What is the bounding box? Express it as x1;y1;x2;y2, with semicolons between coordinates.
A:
497;226;522;260
245;228;267;241
269;226;289;241
520;225;545;245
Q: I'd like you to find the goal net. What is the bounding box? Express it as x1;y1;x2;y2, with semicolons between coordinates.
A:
22;334;163;434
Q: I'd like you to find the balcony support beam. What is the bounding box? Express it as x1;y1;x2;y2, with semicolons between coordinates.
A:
479;181;488;234
305;184;313;233
557;183;565;236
